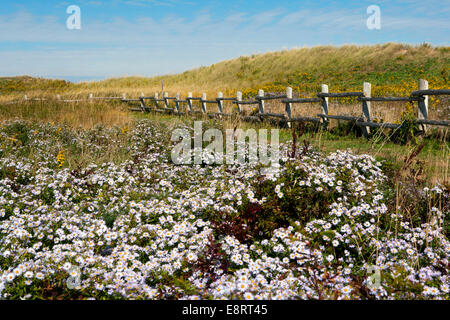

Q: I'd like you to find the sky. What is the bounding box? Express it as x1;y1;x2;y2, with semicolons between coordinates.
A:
0;0;449;82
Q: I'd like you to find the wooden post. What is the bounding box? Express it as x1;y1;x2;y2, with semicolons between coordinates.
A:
175;93;180;113
236;91;242;113
201;93;207;113
164;92;169;109
320;84;329;129
418;79;429;132
285;87;293;128
154;92;159;109
139;92;146;111
122;93;126;100
187;92;193;112
88;93;93;99
362;82;372;137
217;92;224;113
258;89;265;114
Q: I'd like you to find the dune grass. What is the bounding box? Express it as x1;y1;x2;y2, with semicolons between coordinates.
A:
75;43;449;96
2;43;449;99
0;99;131;129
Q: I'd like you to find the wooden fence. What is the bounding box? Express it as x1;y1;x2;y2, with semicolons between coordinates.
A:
126;79;449;136
3;79;449;137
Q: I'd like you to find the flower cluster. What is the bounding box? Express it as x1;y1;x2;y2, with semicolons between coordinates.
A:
0;119;448;300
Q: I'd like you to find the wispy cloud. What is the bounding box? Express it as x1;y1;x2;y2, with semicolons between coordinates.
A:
124;0;176;7
0;1;448;79
123;0;196;7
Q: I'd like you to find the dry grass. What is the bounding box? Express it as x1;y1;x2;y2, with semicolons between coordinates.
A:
3;43;447;126
0;96;448;184
2;43;448;101
0;100;131;129
0;43;448;184
73;43;449;95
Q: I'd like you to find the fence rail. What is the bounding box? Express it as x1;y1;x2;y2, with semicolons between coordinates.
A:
124;79;449;136
2;79;449;136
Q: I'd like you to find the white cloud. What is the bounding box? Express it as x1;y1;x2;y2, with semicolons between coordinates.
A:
120;0;196;7
0;5;448;78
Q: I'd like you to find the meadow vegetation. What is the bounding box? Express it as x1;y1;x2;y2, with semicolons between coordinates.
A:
2;43;449;100
0;116;448;299
79;43;449;98
0;43;448;300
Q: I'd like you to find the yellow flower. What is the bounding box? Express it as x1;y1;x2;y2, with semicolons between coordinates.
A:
56;150;65;167
9;136;18;145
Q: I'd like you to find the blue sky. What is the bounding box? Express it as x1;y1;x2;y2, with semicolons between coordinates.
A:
0;0;449;82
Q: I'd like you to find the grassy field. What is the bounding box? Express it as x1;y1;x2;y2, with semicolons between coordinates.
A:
1;43;448;128
0;96;448;185
1;43;449;99
0;114;448;300
0;43;449;299
76;43;450;97
0;41;448;188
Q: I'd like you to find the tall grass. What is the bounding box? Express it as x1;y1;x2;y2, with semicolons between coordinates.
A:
0;43;448;184
0;98;447;184
2;43;448;101
75;43;449;97
0;100;131;128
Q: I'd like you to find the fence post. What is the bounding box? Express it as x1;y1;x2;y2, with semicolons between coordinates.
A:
236;91;242;113
164;92;169;109
88;93;93;100
217;92;224;113
175;93;181;113
418;79;429;132
139;92;146;111
154;92;159;109
320;84;329;130
201;93;207;113
122;93;126;100
258;89;265;114
285;87;293;128
187;92;193;112
362;82;372;137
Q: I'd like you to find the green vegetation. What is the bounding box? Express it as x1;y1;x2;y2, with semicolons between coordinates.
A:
0;119;448;300
0;43;448;186
0;76;72;94
0;43;448;301
2;43;448;100
76;43;450;97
